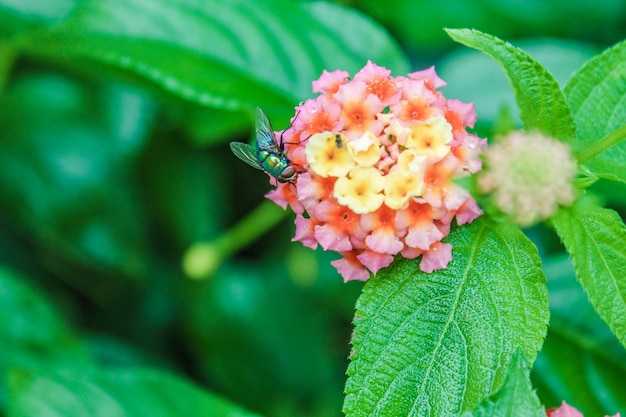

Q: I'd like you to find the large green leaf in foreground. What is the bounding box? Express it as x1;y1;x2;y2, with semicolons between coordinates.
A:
344;217;549;417
462;350;544;417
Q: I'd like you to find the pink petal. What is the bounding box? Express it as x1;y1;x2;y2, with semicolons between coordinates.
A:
357;250;394;275
405;222;444;250
408;66;446;89
455;198;483;225
546;402;584;417
419;242;452;273
265;188;289;209
365;229;404;255
401;246;423;259
331;255;370;282
333;80;368;104
446;99;476;128
314;224;352;251
353;60;391;82
292;215;318;249
312;69;350;93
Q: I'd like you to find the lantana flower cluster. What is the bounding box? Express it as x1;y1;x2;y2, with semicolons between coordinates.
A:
267;61;486;281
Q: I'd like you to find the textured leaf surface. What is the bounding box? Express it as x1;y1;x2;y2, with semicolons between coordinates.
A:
8;368;261;417
344;217;549;417
552;201;626;350
446;28;575;141
19;0;409;115
462;350;544;417
564;39;626;182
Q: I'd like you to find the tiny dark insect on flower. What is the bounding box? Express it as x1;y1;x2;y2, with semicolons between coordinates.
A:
230;108;297;183
335;134;344;149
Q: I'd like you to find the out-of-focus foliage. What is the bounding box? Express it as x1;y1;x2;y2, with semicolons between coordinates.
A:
0;0;625;416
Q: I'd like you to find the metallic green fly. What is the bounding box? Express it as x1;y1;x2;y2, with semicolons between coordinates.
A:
230;107;297;183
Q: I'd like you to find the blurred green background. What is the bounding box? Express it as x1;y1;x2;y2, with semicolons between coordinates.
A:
1;0;625;416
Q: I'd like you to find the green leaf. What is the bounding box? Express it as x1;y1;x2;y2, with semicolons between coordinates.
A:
19;0;409;114
7;368;262;417
543;254;626;366
343;216;549;417
0;0;78;38
552;200;626;350
462;350;544;417
445;28;575;142
0;266;92;406
439;39;596;127
564;39;626;182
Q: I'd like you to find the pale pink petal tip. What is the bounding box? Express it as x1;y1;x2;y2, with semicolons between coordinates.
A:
408;66;446;89
265;188;289;209
292;215;318;249
331;256;370;282
354;60;392;82
546;401;584;417
419;242;452;273
312;69;350;93
357;250;394;275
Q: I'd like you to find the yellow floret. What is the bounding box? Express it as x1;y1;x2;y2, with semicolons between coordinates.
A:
334;166;385;214
305;132;356;178
406;115;453;159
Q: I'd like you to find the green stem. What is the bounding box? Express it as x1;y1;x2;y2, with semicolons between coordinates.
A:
183;200;289;279
217;199;289;255
575;124;626;164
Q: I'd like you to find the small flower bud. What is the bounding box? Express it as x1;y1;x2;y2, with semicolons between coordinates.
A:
478;131;578;227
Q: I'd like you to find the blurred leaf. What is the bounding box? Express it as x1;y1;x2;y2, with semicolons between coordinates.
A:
552;200;626;350
0;266;92;406
0;73;153;292
139;134;230;247
343;217;549;417
565;39;626;182
446;28;576;141
544;254;626;365
589;178;626;210
533;331;626;416
536;253;626;415
183;263;346;417
182;107;249;147
355;0;626;53
462;350;544;417
0;0;78;37
19;0;409;118
7;368;262;417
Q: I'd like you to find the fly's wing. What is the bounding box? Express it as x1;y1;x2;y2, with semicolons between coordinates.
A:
230;142;264;171
255;107;281;153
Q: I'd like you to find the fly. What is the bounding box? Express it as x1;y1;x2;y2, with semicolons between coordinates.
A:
230;107;297;183
335;134;344;149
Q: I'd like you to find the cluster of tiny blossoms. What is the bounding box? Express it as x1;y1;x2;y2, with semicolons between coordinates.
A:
266;61;486;282
478;130;578;227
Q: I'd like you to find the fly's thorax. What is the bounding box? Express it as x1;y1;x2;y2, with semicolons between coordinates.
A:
258;149;290;177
